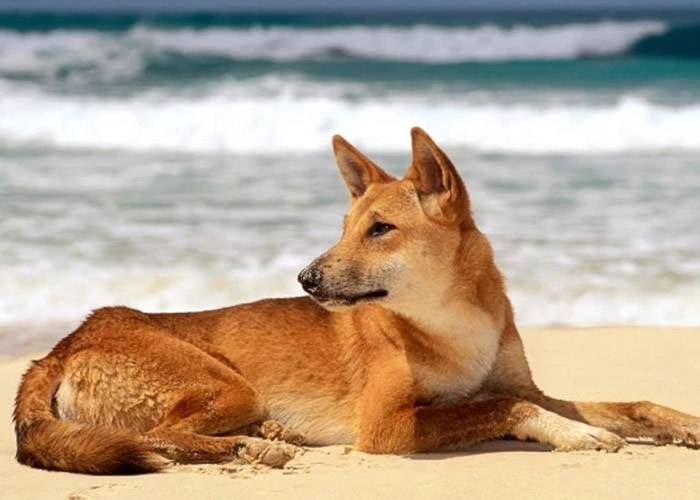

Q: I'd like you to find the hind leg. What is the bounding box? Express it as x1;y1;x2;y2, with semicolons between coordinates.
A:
144;431;296;468
146;386;298;467
58;311;299;467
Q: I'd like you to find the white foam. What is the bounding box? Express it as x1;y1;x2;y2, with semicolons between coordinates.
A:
2;147;699;353
0;21;667;77
0;29;144;82
1;81;699;154
129;21;666;62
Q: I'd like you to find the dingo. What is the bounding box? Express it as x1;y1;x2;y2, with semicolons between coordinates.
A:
14;128;700;474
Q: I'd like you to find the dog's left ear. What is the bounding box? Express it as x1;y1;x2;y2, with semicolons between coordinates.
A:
404;127;470;225
332;134;395;200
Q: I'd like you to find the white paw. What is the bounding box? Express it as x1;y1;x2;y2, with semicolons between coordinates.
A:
515;408;625;453
552;421;625;452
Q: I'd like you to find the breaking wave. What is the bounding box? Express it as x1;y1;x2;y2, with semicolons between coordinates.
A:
1;80;699;155
0;20;671;84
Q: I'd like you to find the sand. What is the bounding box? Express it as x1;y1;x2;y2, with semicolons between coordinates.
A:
2;326;700;500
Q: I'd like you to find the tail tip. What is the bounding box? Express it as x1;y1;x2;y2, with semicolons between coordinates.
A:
112;451;171;475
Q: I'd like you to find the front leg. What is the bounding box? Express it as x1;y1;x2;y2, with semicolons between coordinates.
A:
536;396;700;447
356;398;625;454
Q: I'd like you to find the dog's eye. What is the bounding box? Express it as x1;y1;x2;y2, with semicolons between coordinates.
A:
368;222;396;238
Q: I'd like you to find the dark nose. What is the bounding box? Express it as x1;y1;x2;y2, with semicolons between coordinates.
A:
298;266;323;294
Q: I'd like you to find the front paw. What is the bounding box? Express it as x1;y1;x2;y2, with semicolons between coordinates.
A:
653;423;700;448
515;409;626;453
553;423;626;452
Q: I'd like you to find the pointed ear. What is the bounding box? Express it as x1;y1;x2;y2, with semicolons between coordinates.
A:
404;127;470;224
333;134;395;199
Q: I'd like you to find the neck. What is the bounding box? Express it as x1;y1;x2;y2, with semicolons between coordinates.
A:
402;295;503;344
386;289;506;403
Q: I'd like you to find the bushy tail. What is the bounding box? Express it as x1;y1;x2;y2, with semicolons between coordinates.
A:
14;356;168;474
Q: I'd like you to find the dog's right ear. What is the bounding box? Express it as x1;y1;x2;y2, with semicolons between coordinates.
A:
332;135;395;199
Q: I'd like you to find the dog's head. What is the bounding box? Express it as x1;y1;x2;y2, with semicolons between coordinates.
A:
298;127;477;314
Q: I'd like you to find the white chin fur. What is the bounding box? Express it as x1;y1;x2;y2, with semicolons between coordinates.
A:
313;293;387;311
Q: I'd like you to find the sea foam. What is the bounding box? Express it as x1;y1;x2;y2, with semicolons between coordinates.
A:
1;82;700;155
0;20;667;82
127;21;667;62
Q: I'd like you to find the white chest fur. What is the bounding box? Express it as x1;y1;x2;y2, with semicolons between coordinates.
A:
407;303;502;404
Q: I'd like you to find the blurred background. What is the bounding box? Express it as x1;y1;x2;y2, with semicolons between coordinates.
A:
1;0;699;355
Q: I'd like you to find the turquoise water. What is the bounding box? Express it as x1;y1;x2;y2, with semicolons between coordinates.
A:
1;11;700;97
1;9;699;354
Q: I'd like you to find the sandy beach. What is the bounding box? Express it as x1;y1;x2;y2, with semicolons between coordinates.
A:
1;326;699;500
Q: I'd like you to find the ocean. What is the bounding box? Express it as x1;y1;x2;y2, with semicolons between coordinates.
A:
1;9;699;355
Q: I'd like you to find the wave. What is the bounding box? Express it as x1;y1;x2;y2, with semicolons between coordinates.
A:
1;81;699;155
0;20;670;83
126;21;668;62
630;22;700;58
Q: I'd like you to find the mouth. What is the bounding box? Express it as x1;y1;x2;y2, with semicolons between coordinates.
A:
314;289;388;306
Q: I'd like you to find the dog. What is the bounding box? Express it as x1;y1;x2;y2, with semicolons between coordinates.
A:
14;127;700;474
